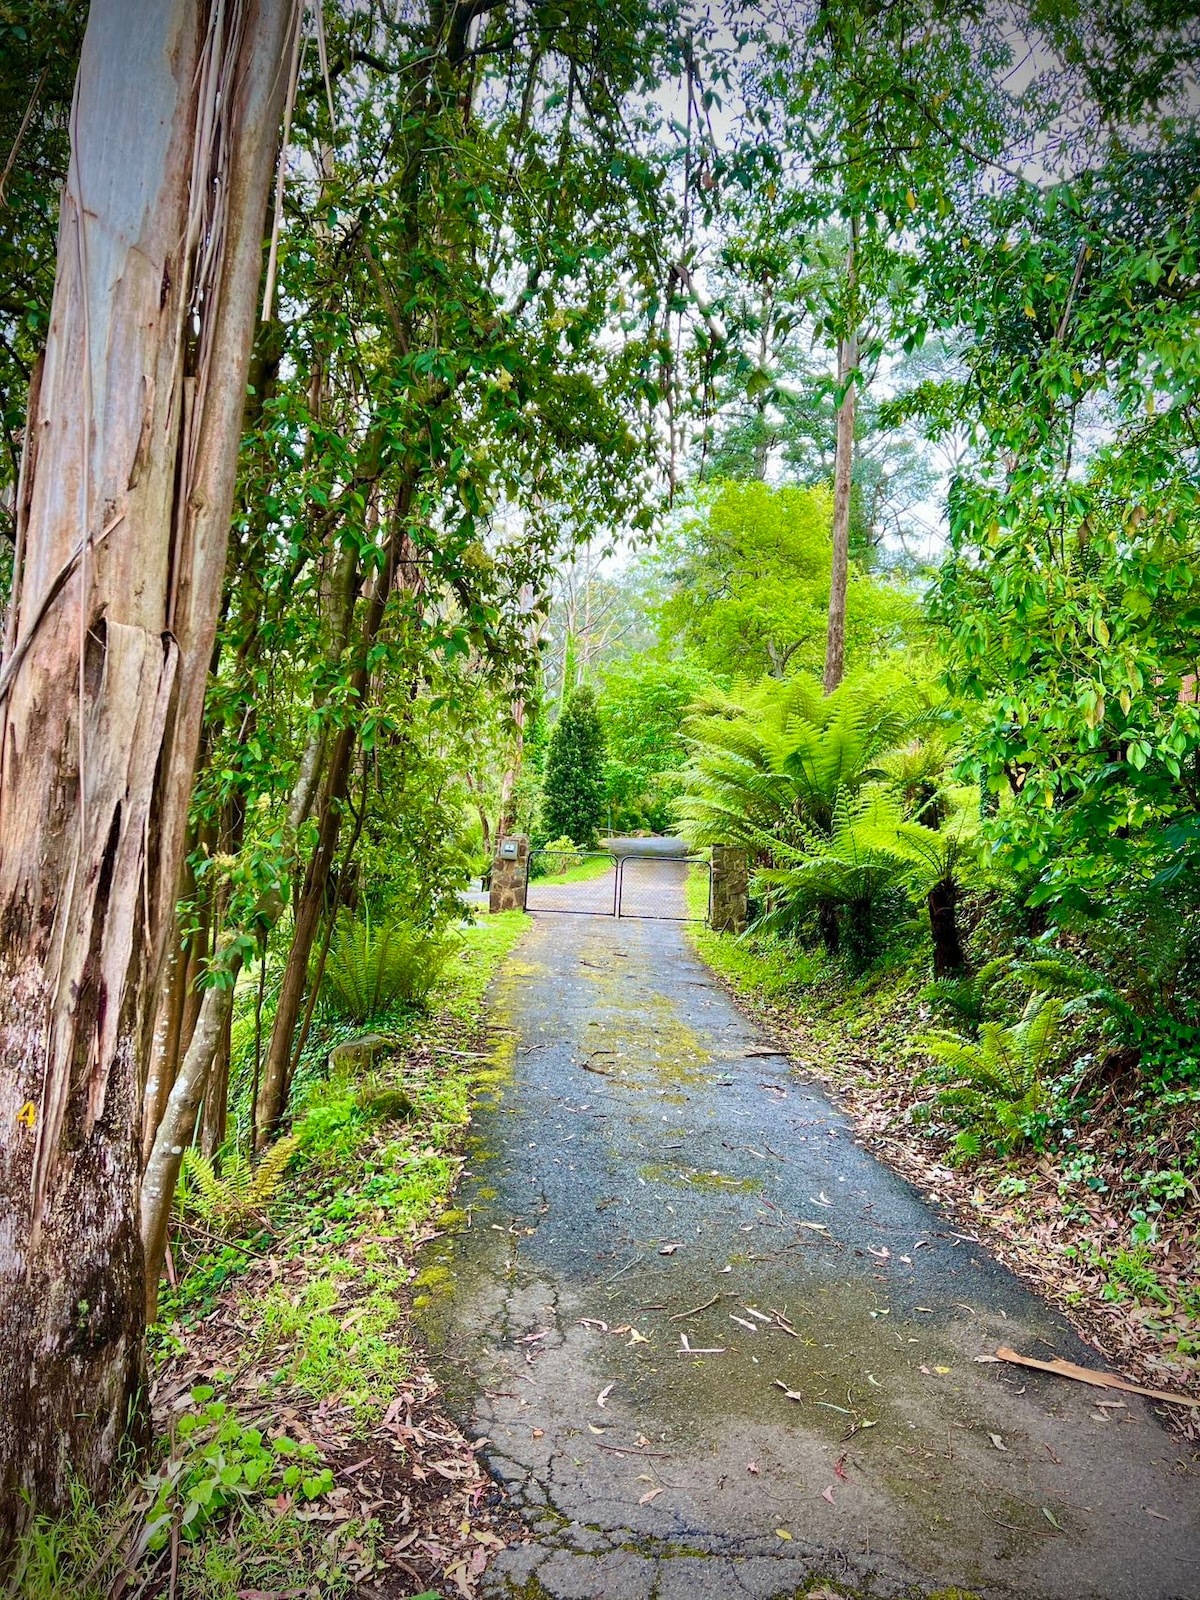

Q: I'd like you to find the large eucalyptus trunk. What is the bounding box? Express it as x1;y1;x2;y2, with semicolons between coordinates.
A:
0;0;293;1543
823;215;859;696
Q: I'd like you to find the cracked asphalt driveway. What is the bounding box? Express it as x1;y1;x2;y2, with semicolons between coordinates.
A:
419;911;1200;1600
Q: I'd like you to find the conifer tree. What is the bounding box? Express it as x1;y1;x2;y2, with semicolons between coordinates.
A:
540;686;607;847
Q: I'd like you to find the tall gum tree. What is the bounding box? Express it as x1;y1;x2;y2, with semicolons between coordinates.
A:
0;0;292;1542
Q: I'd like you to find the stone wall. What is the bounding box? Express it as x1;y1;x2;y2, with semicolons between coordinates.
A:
489;834;530;914
710;843;748;934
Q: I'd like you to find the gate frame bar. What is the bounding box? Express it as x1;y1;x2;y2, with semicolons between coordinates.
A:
615;854;711;923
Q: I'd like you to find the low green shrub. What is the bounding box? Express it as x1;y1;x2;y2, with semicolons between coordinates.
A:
322;914;456;1022
915;991;1065;1159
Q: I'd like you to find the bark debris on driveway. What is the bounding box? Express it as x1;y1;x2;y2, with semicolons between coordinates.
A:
420;911;1200;1600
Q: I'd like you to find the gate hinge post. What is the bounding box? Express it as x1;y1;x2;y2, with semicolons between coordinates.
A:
489;834;530;914
710;844;749;934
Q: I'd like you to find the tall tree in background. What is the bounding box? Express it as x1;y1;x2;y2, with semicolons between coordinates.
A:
824;212;859;692
0;0;291;1540
540;685;607;846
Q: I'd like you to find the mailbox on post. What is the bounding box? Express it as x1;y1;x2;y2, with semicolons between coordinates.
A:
500;839;520;861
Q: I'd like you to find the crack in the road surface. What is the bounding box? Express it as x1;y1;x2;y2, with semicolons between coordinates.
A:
418;914;1200;1600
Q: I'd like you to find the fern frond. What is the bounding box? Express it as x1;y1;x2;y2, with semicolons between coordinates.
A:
245;1135;299;1212
180;1149;223;1223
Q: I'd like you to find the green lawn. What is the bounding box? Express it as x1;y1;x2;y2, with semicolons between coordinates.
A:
531;850;614;884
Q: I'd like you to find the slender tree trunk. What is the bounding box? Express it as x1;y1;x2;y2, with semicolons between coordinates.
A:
498;700;528;838
256;487;420;1146
199;1005;232;1159
255;724;356;1147
142;932;190;1169
0;0;293;1542
823;216;859;696
498;590;543;837
140;975;239;1319
927;877;965;979
140;732;324;1319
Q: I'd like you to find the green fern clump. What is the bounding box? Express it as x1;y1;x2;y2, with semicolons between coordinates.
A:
179;1137;298;1234
921;956;1012;1036
322;914;456;1023
915;991;1065;1159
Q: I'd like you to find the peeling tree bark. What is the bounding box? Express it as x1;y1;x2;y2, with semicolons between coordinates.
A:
823;215;858;697
0;0;293;1545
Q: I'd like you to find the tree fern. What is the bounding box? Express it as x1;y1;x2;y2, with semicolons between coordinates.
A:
677;669;938;852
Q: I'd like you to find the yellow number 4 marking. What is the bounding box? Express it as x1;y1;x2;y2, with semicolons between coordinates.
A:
16;1102;36;1129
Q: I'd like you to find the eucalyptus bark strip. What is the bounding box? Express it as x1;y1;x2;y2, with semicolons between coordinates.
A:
0;0;293;1540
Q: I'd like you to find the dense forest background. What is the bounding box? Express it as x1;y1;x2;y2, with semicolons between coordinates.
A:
2;0;1200;1588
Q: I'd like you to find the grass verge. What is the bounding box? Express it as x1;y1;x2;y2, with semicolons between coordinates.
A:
10;911;529;1600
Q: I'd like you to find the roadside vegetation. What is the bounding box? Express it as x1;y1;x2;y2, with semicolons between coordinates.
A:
2;0;1199;1586
9;913;527;1598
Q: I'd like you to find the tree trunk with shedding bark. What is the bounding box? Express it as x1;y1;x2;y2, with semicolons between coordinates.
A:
823;215;859;697
0;0;293;1545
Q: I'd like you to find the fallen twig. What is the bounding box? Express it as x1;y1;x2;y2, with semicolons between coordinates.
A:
606;1254;644;1284
592;1440;673;1458
669;1292;724;1321
678;1332;725;1354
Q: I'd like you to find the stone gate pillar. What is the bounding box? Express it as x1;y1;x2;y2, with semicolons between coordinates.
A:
489;834;530;914
710;844;748;934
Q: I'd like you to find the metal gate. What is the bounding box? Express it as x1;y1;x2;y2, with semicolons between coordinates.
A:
526;850;618;915
525;849;709;922
616;854;709;922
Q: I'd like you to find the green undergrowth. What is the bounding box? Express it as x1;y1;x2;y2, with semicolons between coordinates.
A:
10;910;529;1600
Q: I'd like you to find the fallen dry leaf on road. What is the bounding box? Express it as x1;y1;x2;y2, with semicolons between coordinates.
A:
678;1333;726;1354
821;1485;837;1506
596;1383;614;1409
747;1461;760;1474
988;1433;1007;1451
773;1381;804;1401
774;1527;792;1540
638;1486;663;1505
659;1243;680;1256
